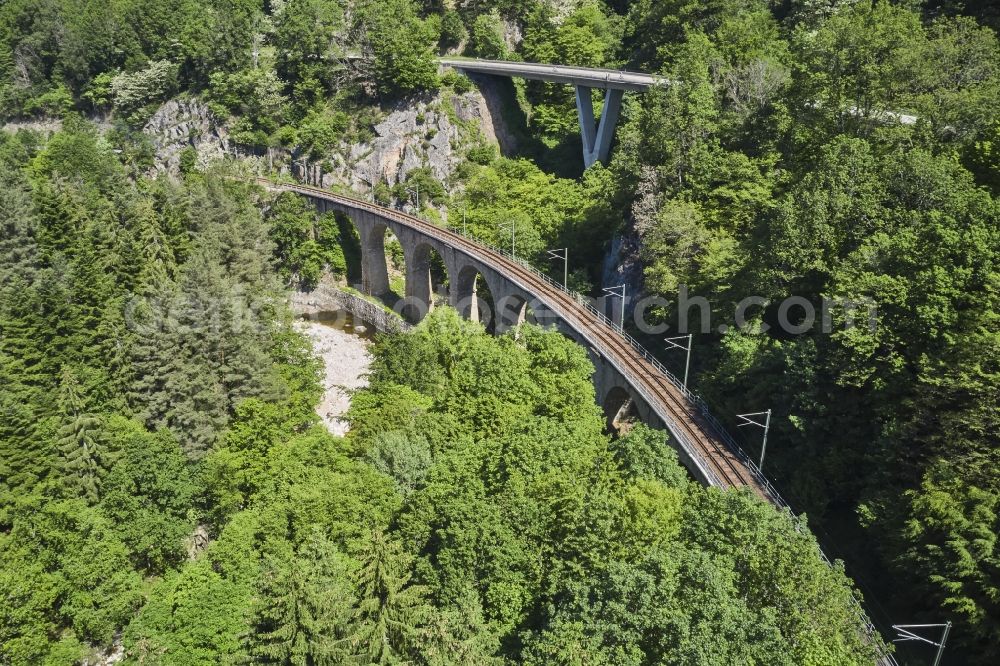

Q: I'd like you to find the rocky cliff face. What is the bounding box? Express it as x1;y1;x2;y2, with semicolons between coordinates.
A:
600;167;656;318
292;90;498;195
137;87;499;200
143;98;229;175
2;114;113;136
2;83;502;201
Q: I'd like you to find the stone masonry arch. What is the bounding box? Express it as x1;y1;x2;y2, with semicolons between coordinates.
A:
402;241;451;323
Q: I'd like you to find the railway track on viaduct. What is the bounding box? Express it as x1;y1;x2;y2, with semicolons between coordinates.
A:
264;180;773;501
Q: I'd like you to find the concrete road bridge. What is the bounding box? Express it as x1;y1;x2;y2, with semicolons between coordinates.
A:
264;178;896;664
439;57;918;168
439;57;664;168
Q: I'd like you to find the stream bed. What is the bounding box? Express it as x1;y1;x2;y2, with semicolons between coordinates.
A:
295;310;375;437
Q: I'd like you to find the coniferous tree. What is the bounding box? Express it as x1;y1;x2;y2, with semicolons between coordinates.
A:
0;162;38;283
56;367;108;503
243;529;355;665
350;530;432;664
129;245;279;458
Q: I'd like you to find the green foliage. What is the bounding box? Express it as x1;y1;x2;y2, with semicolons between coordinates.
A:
178;146;197;175
296;108;350;159
521;2;622;141
790;1;1000;143
441;69;475;95
350;529;433;662
0;127;333;660
273;0;347;114
439;10;467;52
0;499;143;663
623;0;780;68
966;118;1000;188
365;431;433;494
30;115;123;192
125;177;287;458
207;67;288;141
468;12;509;60
2;2;998;662
458;157;607;268
360;0;440;98
266;191;347;289
894;462;1000;655
24;84;75;117
611;423;692;487
682;490;878;665
465;143;496;165
243;529;356;664
56;367;111;503
393;166;446;209
110;60;178;119
606;3;1000;661
100;421;195;573
123;558;252;664
358;309;882;662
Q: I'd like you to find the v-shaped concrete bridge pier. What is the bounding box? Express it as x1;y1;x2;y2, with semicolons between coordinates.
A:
575;86;623;168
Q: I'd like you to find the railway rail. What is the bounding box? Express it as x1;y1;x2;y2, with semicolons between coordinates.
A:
261;179;767;497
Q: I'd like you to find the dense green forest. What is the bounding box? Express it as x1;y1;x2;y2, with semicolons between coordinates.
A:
2;0;1000;664
0;125;880;663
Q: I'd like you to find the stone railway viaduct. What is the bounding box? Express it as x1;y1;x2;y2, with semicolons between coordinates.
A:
263;179;777;500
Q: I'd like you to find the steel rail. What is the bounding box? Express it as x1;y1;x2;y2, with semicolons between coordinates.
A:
261;179;759;493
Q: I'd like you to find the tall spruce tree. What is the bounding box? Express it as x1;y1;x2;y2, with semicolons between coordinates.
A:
56;367;108;503
243;529;355;665
349;530;432;664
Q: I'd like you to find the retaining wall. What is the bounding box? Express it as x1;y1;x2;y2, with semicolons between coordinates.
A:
289;280;412;334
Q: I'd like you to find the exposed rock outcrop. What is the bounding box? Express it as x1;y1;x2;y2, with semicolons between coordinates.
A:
600;167;655;318
143;98;229;175
293;90;498;195
1;117;64;135
2;114;112;136
134;84;500;194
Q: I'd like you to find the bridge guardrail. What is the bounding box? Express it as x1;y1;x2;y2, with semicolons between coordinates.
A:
466;232;779;490
448;225;897;664
259;179;898;665
453;237;726;484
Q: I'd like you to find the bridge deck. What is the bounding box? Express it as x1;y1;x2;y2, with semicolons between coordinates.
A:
439;57;662;92
265;180;775;502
